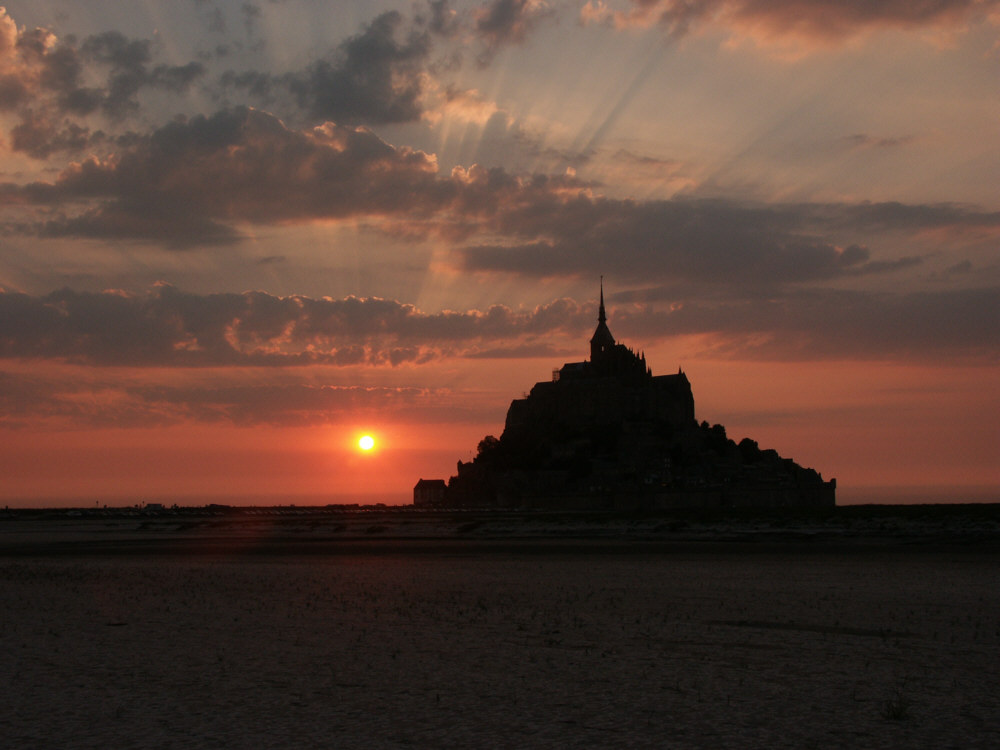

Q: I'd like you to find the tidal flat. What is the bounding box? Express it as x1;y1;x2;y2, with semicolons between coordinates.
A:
2;510;998;748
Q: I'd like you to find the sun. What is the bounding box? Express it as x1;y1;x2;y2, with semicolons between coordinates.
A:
358;434;376;452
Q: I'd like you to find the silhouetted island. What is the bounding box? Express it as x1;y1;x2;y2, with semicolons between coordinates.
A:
416;283;835;510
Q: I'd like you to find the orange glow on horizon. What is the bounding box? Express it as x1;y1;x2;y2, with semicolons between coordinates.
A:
0;358;995;507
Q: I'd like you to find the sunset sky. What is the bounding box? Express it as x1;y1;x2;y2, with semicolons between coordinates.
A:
1;0;997;505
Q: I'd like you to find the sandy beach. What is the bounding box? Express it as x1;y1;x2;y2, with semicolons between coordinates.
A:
2;508;998;748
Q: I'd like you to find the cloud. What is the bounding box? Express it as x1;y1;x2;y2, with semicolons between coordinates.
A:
582;0;1000;51
1;107;447;244
825;201;1000;232
458;196;984;285
219;1;553;124
240;3;263;37
419;0;462;37
475;0;552;64
0;8;206;157
0;107;599;246
2;105;994;287
841;133;917;150
1;281;996;375
118;383;443;428
0;366;474;428
2;283;994;433
0;0;550;164
9;112;97;159
617;286;1000;363
219;2;482;125
79;31;205;118
283;11;433;124
0;285;592;367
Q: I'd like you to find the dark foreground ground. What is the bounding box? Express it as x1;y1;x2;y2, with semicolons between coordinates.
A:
2;503;999;555
2;506;998;748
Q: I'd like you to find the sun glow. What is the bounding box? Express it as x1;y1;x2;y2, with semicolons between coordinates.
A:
358;434;375;451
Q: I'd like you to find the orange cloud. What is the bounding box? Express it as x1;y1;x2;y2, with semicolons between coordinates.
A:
581;0;1000;52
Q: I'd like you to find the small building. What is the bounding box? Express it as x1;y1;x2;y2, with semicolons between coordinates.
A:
413;478;447;506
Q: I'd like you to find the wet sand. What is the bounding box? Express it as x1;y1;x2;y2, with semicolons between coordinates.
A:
2;509;998;747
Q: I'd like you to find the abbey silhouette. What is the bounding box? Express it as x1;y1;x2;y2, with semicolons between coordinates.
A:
416;282;835;509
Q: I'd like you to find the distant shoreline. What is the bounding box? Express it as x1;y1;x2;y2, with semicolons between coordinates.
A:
3;484;998;510
1;504;997;556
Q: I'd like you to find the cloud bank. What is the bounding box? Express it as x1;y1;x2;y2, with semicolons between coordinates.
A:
0;284;994;369
0;285;589;367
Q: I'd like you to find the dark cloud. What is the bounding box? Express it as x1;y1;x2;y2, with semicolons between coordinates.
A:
589;0;1000;45
459;197;949;286
218;1;549;124
287;11;430;123
944;260;973;275
2;107;448;245
615;286;1000;363
0;9;206;157
38;203;242;246
78;31;206;117
842;133;916;150
0;285;591;367
827;201;1000;233
221;9;441;125
9;112;97;159
241;3;263;37
419;0;462;37
206;8;227;34
475;0;551;64
613;149;682;170
0;107;599;246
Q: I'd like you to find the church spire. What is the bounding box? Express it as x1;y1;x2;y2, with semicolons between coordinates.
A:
598;275;606;324
590;277;615;361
